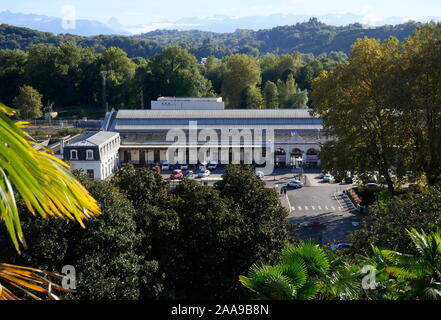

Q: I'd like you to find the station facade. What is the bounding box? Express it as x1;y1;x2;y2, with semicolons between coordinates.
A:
101;97;326;168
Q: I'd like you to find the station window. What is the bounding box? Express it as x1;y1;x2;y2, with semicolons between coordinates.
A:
86;150;94;160
70;150;78;160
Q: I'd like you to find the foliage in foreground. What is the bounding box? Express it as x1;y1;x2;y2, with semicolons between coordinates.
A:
0;105;101;299
348;187;441;256
241;229;441;300
358;229;441;300
239;241;361;300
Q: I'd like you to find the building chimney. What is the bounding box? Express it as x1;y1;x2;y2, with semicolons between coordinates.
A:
60;138;65;155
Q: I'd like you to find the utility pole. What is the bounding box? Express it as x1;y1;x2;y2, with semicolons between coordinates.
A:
140;89;144;109
100;70;108;112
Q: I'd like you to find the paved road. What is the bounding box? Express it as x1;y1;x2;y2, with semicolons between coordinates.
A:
269;173;360;245
163;168;362;244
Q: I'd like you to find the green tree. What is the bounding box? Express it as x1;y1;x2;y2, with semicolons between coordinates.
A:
12;85;43;120
203;56;224;94
392;24;441;186
0;171;152;300
111;164;177;299
168;179;245;299
348;187;441;256
143;46;213;101
263;81;279;108
239;86;264;109
312;37;403;194
0;49;27;106
277;74;308;109
222;54;261;108
215;165;289;267
100;47;137;108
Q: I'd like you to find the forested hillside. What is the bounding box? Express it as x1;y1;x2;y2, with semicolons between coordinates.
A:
0;18;421;59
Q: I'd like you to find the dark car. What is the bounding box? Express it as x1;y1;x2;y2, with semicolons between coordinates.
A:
183;170;194;178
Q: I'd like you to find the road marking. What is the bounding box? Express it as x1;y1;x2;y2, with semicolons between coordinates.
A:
285;194;292;213
298;206;302;211
331;206;336;211
304;206;309;211
311;206;315;210
291;206;296;211
318;206;322;210
325;206;329;210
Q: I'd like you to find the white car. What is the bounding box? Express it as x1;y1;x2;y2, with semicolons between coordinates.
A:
255;171;265;179
198;169;211;178
161;161;170;171
288;180;303;188
323;174;334;182
199;162;208;170
207;161;218;170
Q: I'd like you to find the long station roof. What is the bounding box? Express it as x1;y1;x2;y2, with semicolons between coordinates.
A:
102;109;323;132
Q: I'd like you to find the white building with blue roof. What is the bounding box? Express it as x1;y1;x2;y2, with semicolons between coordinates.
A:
60;131;120;180
101;97;326;169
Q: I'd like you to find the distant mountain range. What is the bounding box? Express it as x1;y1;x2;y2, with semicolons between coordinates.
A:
1;10;440;36
0;10;130;36
0;19;422;59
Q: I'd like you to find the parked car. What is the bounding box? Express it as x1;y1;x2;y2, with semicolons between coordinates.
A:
198;169;211;178
161;161;170;171
199;162;208;170
330;243;352;251
207;161;218;170
287;180;303;189
179;163;189;170
255;171;265;179
169;163;180;170
319;171;325;179
170;169;183;180
301;221;322;227
323;174;334;183
183;170;194;178
365;182;380;188
344;176;354;184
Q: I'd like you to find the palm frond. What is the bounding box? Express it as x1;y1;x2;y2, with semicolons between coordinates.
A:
0;104;101;253
239;265;295;300
0;263;74;300
283;241;330;277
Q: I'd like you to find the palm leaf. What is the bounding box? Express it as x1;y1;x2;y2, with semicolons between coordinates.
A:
239;265;295;300
0;104;101;253
0;104;102;300
0;263;74;300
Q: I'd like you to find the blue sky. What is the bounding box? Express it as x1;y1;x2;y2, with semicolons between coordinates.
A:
1;0;440;25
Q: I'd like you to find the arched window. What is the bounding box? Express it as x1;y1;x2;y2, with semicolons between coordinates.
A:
70;149;78;160
306;148;319;155
86;149;94;160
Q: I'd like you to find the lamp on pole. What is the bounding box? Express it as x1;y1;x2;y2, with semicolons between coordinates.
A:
100;70;108;112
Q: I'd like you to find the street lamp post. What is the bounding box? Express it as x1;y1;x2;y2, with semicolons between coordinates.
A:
100;71;108;112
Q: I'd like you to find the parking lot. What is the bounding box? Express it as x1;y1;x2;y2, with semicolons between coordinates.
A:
160;166;362;245
276;174;362;245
